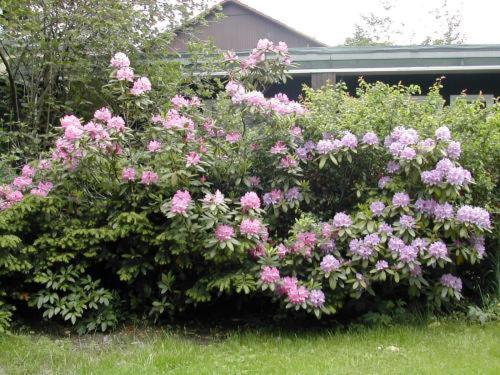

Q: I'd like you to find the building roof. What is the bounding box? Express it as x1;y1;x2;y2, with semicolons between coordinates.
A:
212;44;500;75
170;0;326;52
217;0;328;47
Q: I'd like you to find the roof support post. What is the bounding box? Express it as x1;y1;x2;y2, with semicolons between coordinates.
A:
311;72;336;89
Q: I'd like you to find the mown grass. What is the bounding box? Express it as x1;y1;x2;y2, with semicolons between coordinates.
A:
0;320;499;374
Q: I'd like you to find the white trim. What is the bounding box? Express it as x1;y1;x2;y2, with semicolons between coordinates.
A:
289;65;500;74
290;51;500;61
199;65;500;76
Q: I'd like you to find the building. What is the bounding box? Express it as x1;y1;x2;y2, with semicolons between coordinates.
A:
170;0;326;52
171;0;500;104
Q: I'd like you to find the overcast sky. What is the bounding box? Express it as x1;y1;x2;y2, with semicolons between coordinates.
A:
228;0;500;46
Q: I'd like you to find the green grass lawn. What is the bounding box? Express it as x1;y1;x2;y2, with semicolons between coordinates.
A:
0;321;499;374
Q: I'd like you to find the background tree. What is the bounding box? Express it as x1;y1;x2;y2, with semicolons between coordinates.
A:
344;0;465;47
0;0;211;163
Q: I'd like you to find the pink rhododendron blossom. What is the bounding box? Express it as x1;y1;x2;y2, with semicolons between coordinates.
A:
130;77;152;96
249;176;261;186
225;132;241;143
240;192;261;211
362;132;379;145
6;190;23;202
446;141;461;159
239;218;262;236
276;244;288;259
375;260;389;271
435;126;451;141
320;255;341;273
428;241;448;259
249;242;266;258
392;192;410;208
110;52;130;68
64;124;84;141
386;161;400;174
471;235;485;258
140;171;159;185
263;189;283;206
202;190;225;206
215;224;235;242
38;159;52;170
60;115;81;129
399;214;415;229
171;95;190;108
277;276;297;295
270;141;288;154
94;107;112;122
285;187;301;201
224;49;238;61
13;176;32;190
171;190;192;215
399;245;418;263
340;132;357;149
30;181;53;197
440;273;462;292
106;116;126;132
333;212;352;228
122;167;136;182
186;152;201;166
370;201;385;216
378;176;391;188
456;205;491;229
288;285;309;305
309;289;325;307
147;140;162;153
260;266;280;284
21;164;36;178
290;126;302;137
116;67;134;81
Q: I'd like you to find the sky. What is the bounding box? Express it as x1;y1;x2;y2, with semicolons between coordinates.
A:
224;0;500;46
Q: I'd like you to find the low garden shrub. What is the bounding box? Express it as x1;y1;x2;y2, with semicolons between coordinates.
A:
0;41;496;333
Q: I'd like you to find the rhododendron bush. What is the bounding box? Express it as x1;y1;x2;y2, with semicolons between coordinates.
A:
0;41;494;332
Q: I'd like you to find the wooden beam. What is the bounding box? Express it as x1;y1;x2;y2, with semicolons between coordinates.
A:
311;72;336;89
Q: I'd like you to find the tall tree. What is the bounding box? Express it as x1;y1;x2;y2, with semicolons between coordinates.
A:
0;0;209;136
344;0;465;47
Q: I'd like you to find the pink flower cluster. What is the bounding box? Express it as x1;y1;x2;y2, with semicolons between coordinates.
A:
239;218;262;236
226;39;290;69
320;255;341;273
260;266;280;284
384;126;419;160
215;224;235;242
202;190;225;206
333;212;352;228
226;82;307;116
171;95;201;109
240;192;261;211
1;162;56;210
440;273;462;292
170;190;191;215
392;192;410;208
456;205;491;229
349;234;380;259
110;53;152;96
421;157;471;187
428;241;448;259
